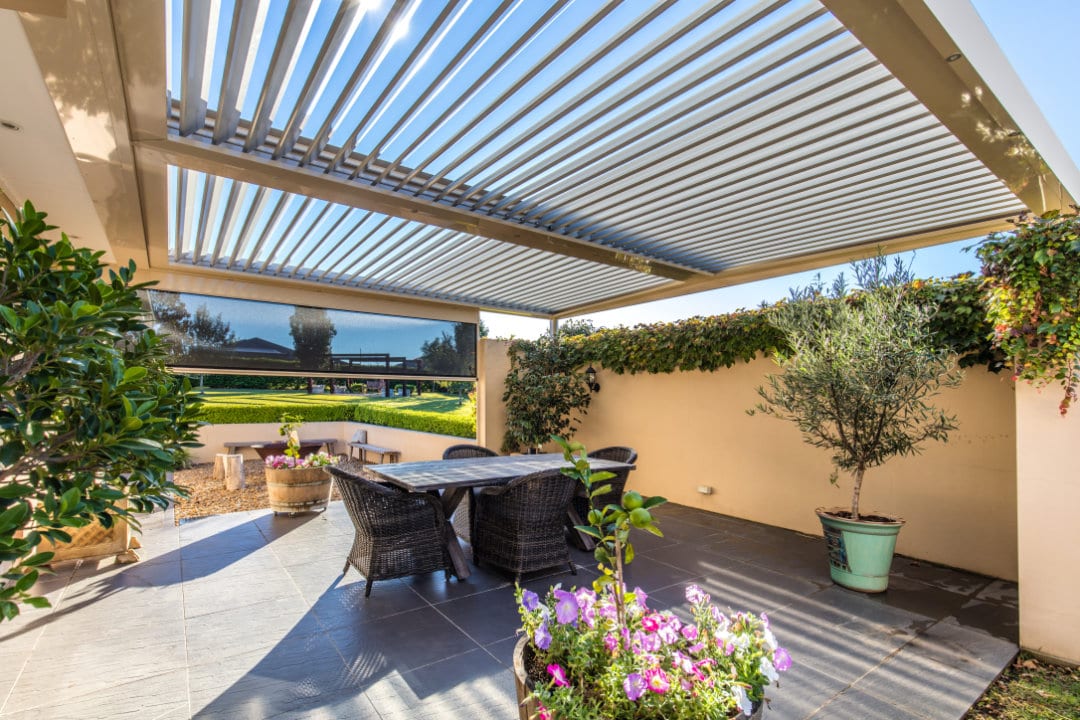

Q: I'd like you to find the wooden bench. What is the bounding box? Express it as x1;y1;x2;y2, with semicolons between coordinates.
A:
347;430;401;465
224;438;338;460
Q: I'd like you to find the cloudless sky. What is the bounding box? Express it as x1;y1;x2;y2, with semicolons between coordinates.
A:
481;0;1080;340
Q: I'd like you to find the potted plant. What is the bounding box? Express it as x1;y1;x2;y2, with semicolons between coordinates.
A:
512;438;790;719
0;202;202;620
752;258;962;592
263;414;337;514
502;333;592;454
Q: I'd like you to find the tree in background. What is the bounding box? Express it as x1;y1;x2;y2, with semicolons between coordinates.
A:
187;304;235;350
0;202;202;620
289;306;336;374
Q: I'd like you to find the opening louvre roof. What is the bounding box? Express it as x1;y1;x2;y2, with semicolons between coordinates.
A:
154;0;1045;316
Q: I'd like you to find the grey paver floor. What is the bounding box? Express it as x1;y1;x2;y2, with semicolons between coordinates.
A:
0;502;1018;719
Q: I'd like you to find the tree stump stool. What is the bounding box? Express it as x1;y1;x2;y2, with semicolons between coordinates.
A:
215;453;246;490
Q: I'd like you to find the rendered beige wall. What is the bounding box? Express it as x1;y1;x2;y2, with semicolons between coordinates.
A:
193;421;468;465
480;339;1018;580
1015;383;1080;664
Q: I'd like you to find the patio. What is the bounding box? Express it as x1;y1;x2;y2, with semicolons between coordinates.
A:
0;501;1017;719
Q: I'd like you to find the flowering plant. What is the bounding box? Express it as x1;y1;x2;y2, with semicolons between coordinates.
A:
263;451;336;469
514;437;789;718
516;583;790;719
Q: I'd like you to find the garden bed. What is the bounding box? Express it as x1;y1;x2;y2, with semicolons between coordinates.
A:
171;457;375;522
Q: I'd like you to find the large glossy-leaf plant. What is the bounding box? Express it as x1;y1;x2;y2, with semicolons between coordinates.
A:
0;202;202;620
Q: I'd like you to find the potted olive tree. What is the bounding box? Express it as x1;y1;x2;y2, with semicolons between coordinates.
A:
752;258;962;592
0;202;202;620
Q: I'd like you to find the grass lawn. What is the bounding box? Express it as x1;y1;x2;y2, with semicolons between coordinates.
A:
966;653;1080;719
199;388;472;415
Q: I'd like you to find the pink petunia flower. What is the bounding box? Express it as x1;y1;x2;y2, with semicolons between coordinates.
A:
547;664;569;687
644;667;670;694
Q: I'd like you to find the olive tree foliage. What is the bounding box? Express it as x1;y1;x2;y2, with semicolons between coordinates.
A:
501;333;592;453
752;257;962;519
0;203;202;620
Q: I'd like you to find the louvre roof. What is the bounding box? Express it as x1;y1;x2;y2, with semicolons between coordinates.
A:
8;0;1079;318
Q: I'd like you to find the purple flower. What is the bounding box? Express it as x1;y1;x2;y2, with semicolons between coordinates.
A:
603;633;618;652
581;603;597;629
681;625;699;641
634;586;649;608
760;612;770;628
657;624;678;645
685;584;709;605
644;667;670;694
623;672;646;701
773;647;792;672
521;589;540;612
641;614;661;632
534;622;551;650
633;629;661;653
547;663;569;687
537;703;552;720
553;589;579;626
574;587;596;607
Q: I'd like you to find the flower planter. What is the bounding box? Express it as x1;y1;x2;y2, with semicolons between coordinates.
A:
265;466;333;514
512;636;763;720
40;499;140;565
816;507;905;593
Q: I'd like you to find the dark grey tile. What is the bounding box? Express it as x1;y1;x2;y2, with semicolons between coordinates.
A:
761;660;850;720
328;605;481;684
807;687;931;720
973;579;1018;608
890;556;993;597
366;648;517;720
307;575;431;631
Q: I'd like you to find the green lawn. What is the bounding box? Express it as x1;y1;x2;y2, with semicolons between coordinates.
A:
966;653;1080;719
200;389;471;414
197;390;476;437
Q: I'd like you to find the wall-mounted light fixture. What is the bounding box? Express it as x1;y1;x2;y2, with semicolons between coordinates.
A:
944;52;962;63
584;365;601;393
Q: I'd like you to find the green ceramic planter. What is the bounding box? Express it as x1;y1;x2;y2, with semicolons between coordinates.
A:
816;507;905;593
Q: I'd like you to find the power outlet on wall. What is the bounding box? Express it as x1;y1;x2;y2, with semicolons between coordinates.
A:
696;485;713;495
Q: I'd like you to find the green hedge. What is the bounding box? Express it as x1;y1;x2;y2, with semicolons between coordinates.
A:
199;400;476;438
199;402;357;425
553;275;999;376
352;404;475;438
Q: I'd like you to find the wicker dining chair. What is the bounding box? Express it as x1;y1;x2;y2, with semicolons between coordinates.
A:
568;447;638;549
327;465;454;597
442;444;499;545
472;468;578;582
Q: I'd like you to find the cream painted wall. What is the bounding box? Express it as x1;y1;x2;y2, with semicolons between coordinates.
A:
480;339;1018;580
193;421;470;465
1015;383;1080;664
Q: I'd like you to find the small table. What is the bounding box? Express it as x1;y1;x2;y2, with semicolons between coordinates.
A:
368;453;635;579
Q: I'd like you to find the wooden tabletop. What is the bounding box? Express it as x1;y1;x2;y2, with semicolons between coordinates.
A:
367;453;635;493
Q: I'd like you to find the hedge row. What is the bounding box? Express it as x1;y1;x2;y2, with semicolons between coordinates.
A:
199;401;476;439
199;403;355;425
555;275;998;375
352;404;475;438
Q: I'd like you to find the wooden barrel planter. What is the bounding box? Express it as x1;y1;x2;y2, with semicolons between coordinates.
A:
265;466;333;514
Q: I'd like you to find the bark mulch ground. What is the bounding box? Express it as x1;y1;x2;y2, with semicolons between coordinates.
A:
171;457;373;523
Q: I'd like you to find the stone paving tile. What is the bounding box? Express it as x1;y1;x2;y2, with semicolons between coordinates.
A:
0;502;1018;720
366;648;517;720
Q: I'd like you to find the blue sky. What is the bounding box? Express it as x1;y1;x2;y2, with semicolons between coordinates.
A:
482;0;1080;339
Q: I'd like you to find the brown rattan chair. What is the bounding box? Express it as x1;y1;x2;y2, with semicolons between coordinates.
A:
327;465;454;597
442;444;499;545
472;468;578;582
569;447;638;549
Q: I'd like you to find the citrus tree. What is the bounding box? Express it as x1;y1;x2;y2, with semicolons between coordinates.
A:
0;202;202;620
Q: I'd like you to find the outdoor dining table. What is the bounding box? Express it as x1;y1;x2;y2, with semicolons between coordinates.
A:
366;453;636;580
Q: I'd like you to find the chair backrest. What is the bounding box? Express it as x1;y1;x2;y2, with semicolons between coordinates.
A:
328;465;438;533
587;446;637;465
350;429;368;444
443;444;498;460
494;469;578;524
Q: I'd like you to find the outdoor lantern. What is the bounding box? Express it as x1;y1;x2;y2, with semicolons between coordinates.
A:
585;365;600;393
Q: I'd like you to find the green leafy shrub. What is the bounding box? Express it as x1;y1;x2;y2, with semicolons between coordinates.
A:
502;334;591;453
199;403;356;425
0;202;202;620
352;404;475;438
977;209;1080;413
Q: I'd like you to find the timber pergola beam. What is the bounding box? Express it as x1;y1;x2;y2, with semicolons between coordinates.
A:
134;136;708;284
